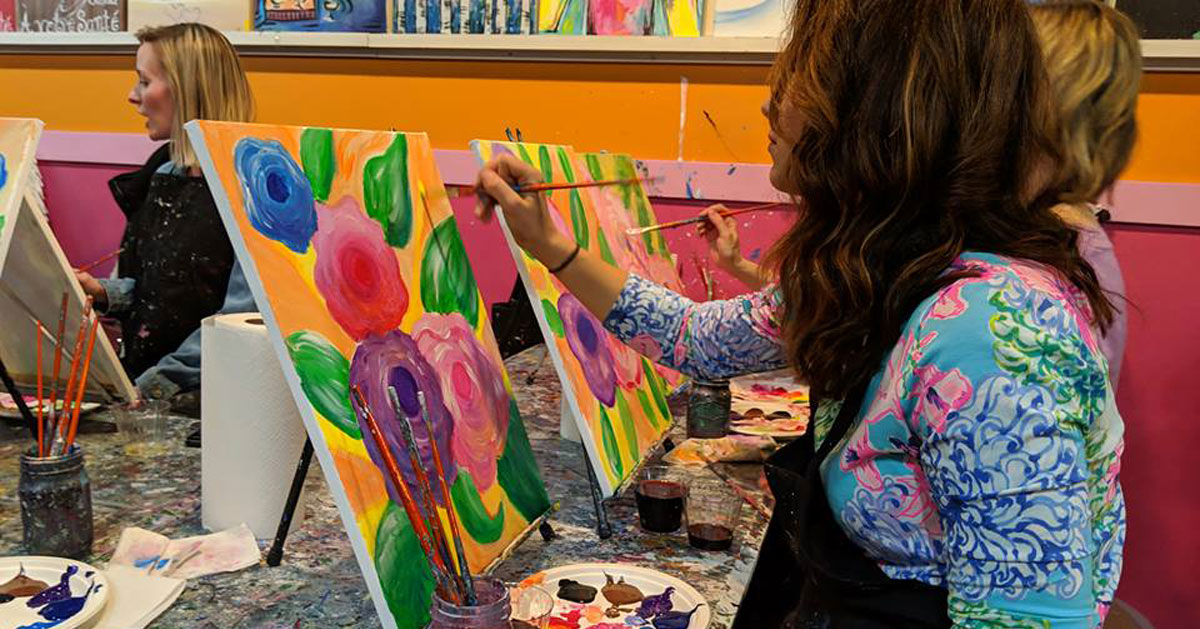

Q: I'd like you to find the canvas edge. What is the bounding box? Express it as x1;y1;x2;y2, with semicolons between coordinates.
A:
468;139;618;497
185;119;401;629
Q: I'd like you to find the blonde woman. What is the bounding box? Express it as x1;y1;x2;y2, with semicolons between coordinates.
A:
76;23;256;402
1034;0;1140;390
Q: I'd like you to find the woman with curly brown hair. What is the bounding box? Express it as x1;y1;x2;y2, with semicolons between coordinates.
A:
475;0;1123;626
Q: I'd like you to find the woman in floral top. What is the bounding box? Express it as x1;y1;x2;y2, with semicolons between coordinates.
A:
475;1;1123;626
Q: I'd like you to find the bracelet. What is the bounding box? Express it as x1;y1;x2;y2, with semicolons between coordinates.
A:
548;244;581;274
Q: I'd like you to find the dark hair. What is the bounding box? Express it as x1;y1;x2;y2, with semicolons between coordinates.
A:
764;0;1114;400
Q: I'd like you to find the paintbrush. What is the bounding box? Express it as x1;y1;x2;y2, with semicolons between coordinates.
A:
387;387;464;604
0;356;39;444
63;316;100;453
45;293;69;454
161;544;202;577
36;322;44;457
50;299;91;456
453;176;656;198
350;387;457;602
418;391;477;606
76;248;124;274
624;201;789;237
707;464;772;521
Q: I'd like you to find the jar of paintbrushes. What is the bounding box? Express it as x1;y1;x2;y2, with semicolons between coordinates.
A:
19;445;94;559
16;293;102;559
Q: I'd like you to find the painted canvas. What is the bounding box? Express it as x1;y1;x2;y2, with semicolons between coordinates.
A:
0;0;16;30
712;0;783;37
0;118;136;402
577;151;687;392
16;0;124;31
471;140;675;497
128;0;249;31
255;0;385;31
392;0;528;33
540;0;698;34
187;121;551;629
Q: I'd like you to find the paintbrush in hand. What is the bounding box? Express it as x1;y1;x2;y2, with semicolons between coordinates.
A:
453;176;657;198
387;387;464;604
624;201;789;236
76;248;124;273
350;387;457;602
418;391;477;605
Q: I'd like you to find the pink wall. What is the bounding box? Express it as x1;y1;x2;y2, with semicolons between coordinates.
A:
39;158;1197;626
41;162;128;278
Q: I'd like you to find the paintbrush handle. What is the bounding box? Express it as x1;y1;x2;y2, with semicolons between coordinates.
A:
350;388;448;577
418;391;477;606
387;388;463;602
514;177;650;194
76;248;124;274
626;202;788;236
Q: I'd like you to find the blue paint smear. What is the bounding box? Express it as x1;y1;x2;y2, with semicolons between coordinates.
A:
468;0;485;32
505;0;520;33
489;0;499;35
425;0;440;33
132;556;160;570
0;153;7;190
748;248;762;261
727;165;737;175
405;0;417;32
38;582;96;622
450;0;461;32
685;177;695;200
17;620;64;629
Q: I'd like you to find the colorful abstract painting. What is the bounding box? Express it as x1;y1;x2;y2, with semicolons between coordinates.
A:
577;151;687;392
254;0;385;31
128;0;250;32
0;0;16;30
392;0;529;33
188;121;551;629
471;139;675;497
539;0;698;34
712;0;782;37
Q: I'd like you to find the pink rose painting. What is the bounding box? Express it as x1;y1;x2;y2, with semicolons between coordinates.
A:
413;313;510;491
313;198;408;340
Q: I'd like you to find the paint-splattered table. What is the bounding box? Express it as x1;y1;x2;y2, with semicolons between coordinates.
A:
0;346;769;628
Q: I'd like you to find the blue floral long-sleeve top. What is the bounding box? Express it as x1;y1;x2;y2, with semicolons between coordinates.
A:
603;252;1125;628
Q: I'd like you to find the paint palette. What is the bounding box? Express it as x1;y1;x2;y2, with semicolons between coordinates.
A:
0;556;109;629
729;369;810;419
728;416;807;440
0;395;100;421
520;563;710;629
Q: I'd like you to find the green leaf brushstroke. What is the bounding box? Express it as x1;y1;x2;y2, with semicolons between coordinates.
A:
495;398;552;522
636;388;661;430
451;470;505;544
569;189;588;249
537;145;554;183
285;330;360;439
555;147;576;183
299;127;334;203
599;403;624;480
597;230;617;267
374;501;436;629
643;358;671;423
615;391;639;464
420;218;480;327
541;298;565;337
363;134;413;247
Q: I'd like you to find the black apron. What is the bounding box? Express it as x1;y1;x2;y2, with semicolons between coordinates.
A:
108;146;235;380
731;381;950;628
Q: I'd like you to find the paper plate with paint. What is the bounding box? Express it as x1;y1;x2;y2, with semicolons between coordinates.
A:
519;563;710;629
729;415;806;440
0;556;109;629
0;394;100;421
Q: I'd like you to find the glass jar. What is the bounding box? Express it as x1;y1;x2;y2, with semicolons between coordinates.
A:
428;576;511;629
686;379;732;438
19;445;93;559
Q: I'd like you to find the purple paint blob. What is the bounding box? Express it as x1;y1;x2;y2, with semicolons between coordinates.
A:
636;586;675;618
37;580;97;622
26;565;77;608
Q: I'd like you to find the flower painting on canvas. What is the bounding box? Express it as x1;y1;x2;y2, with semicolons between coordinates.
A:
188;121;550;629
471;139;675;496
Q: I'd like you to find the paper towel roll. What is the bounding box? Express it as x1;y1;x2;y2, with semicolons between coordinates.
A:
201;312;308;538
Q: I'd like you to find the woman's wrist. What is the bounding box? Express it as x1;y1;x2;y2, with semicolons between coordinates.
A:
529;233;576;270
